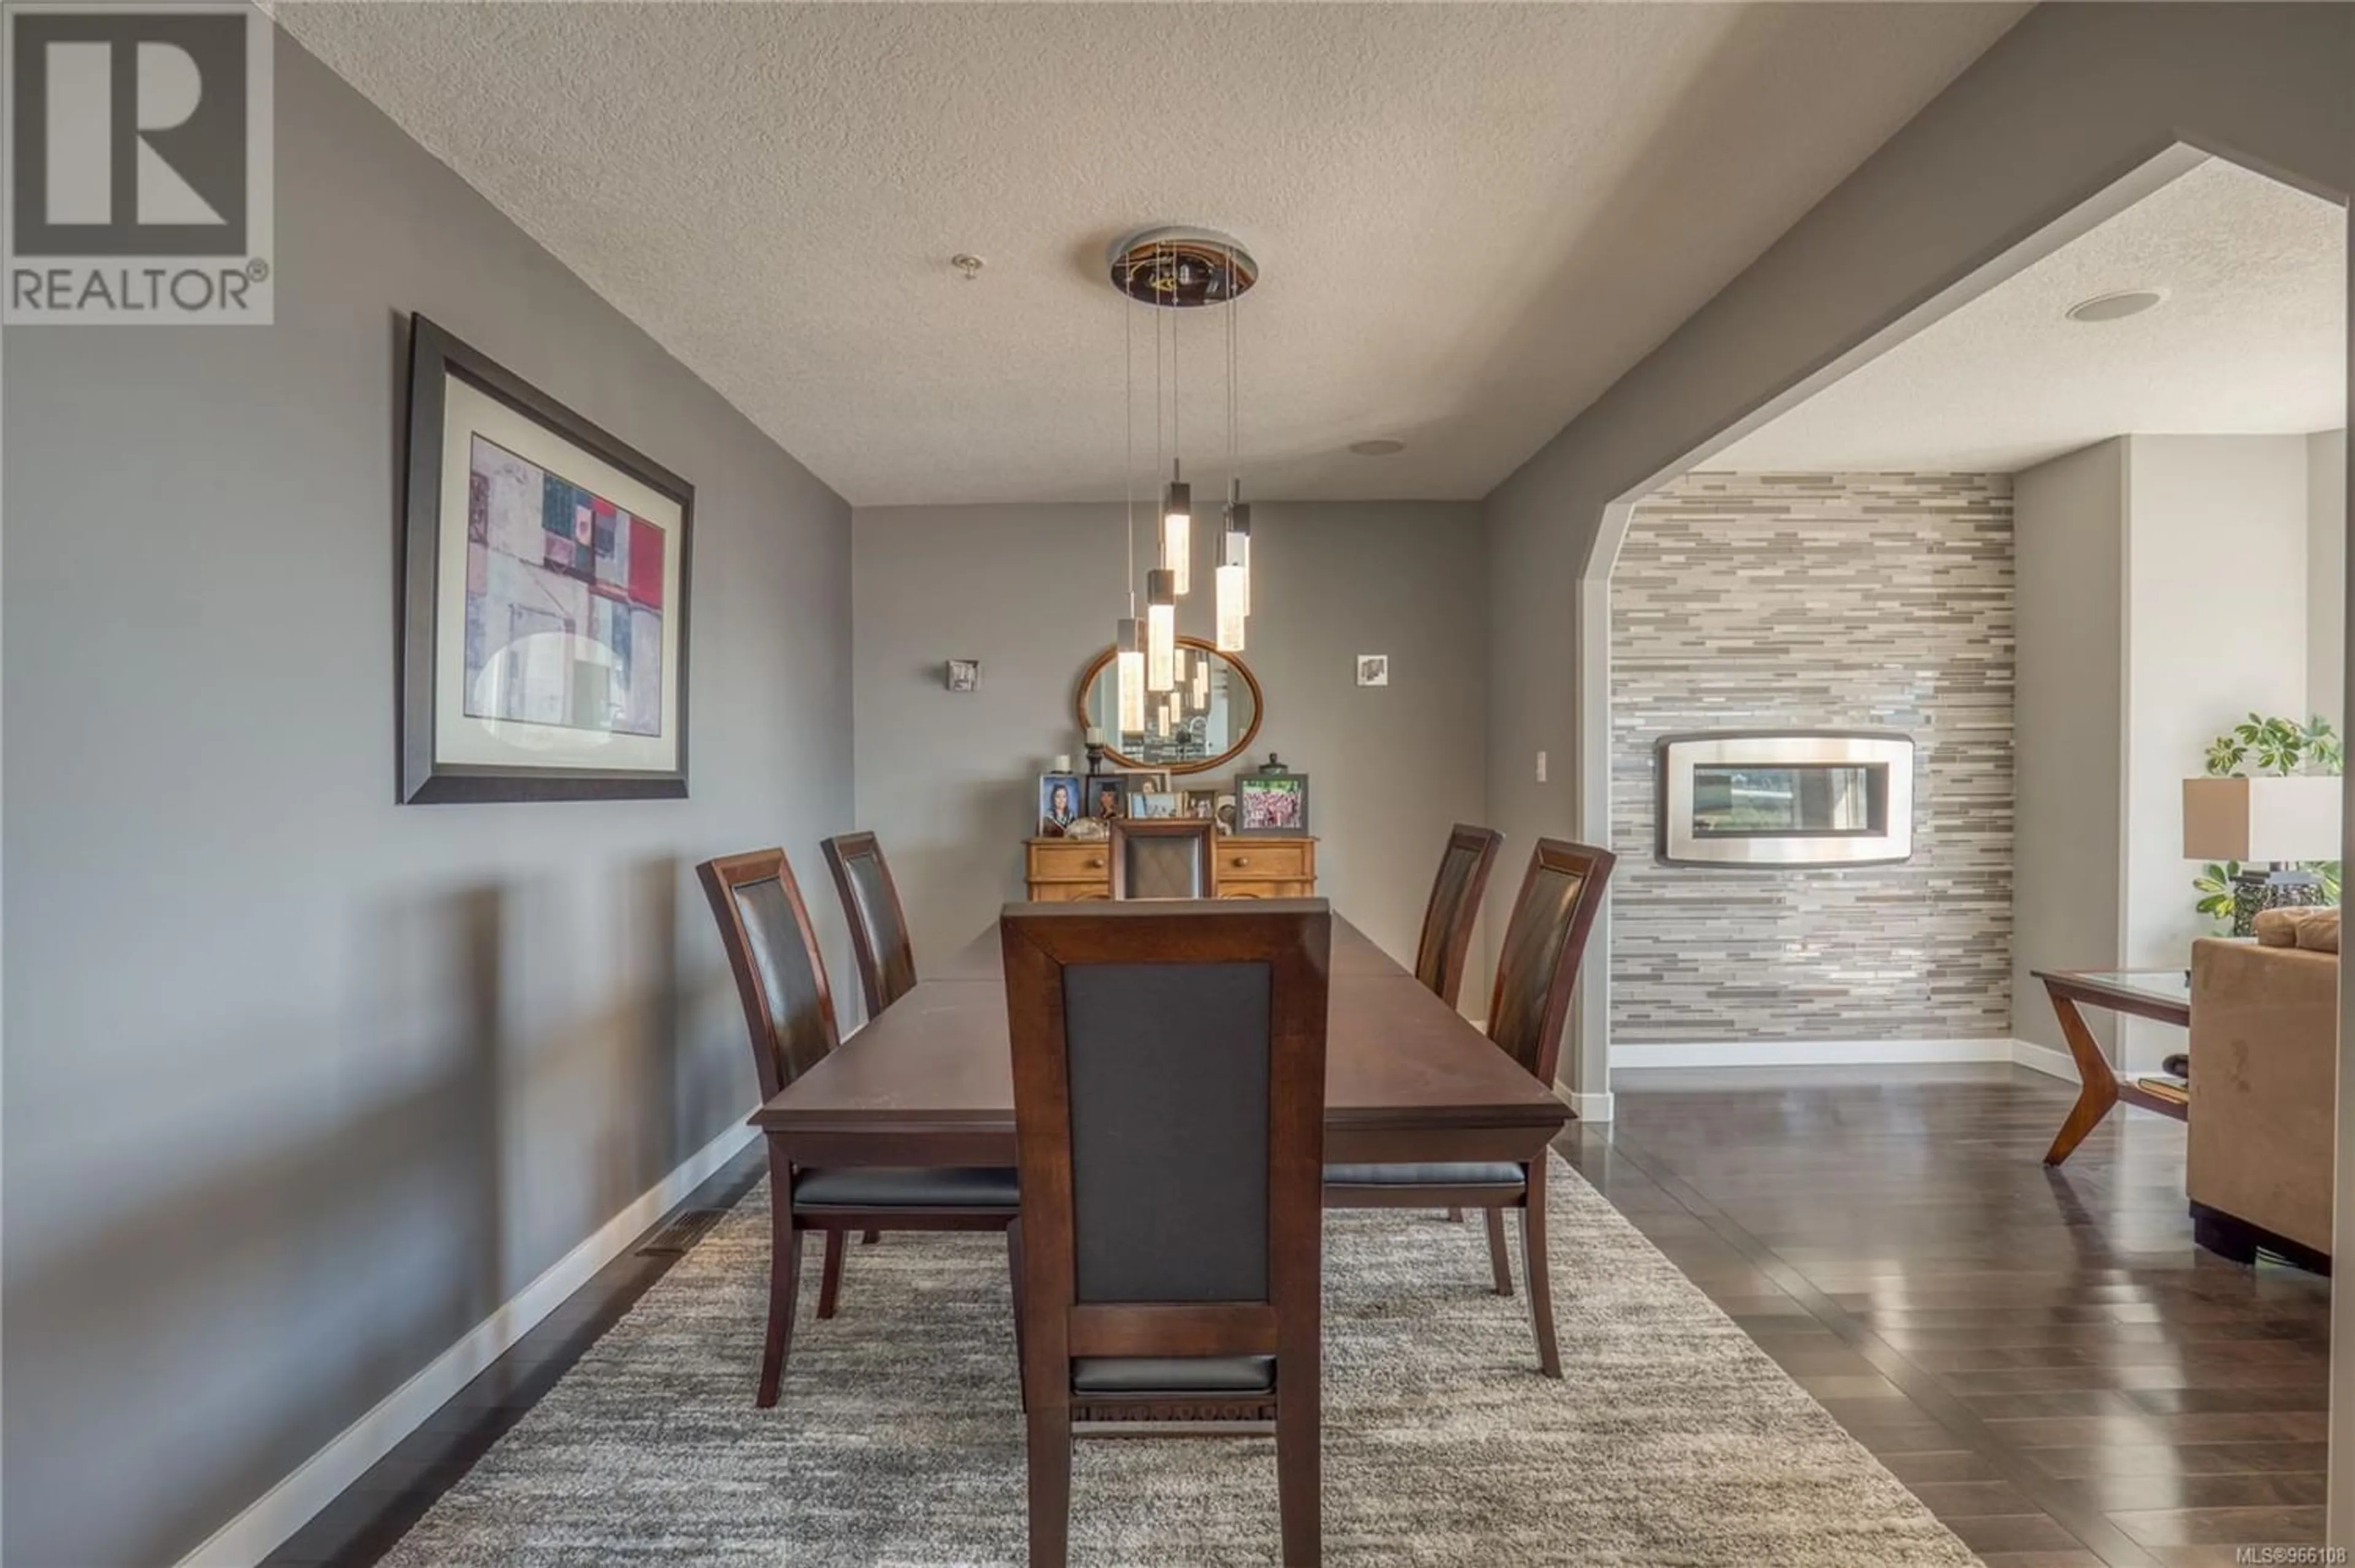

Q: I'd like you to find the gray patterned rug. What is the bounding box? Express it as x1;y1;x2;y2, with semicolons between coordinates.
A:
376;1155;1977;1566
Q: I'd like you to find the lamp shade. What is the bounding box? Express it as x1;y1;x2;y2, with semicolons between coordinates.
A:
2182;776;2342;862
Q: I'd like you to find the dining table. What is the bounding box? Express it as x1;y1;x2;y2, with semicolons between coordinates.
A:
751;912;1569;1170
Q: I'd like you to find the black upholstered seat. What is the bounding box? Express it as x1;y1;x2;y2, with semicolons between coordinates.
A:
1071;1356;1277;1396
1322;1161;1523;1188
792;1166;1019;1209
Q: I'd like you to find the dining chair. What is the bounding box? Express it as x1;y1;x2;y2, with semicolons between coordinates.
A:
1323;838;1614;1378
1001;900;1331;1568
697;847;1019;1407
820;830;917;1020
1108;818;1218;899
1411;824;1505;1225
1412;824;1505;1009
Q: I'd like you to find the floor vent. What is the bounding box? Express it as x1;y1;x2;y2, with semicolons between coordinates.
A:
638;1208;728;1256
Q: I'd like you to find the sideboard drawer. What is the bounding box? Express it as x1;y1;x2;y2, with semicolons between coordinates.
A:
1028;841;1113;884
1218;841;1312;884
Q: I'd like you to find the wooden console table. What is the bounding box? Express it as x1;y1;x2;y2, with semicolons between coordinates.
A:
2031;968;2190;1166
1025;835;1316;902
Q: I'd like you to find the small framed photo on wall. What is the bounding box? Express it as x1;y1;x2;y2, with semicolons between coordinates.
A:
945;658;979;692
1356;654;1390;687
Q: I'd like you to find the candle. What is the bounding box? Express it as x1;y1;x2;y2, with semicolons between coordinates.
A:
1053;754;1073;773
1084;727;1105;746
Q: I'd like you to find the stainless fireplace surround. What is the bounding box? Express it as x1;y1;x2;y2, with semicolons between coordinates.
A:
1656;731;1914;867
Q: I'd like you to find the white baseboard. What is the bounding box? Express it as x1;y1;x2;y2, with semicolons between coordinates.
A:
1606;1036;2089;1084
1612;1037;2021;1070
174;1119;760;1568
2008;1039;2082;1084
1565;1090;1615;1122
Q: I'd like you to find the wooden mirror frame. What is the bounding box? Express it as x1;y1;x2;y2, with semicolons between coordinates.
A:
1073;635;1266;776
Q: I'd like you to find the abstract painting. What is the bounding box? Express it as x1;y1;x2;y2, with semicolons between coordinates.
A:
402;316;694;803
463;436;667;738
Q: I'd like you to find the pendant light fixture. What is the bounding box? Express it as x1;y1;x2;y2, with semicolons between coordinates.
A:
1146;567;1176;692
1109;226;1258;686
1163;461;1191;597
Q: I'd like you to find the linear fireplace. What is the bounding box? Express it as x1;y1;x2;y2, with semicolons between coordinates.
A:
1656;731;1914;866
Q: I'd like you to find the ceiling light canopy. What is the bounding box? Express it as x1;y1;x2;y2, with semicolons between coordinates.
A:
1349;438;1406;456
1108;226;1258;308
2066;288;2166;323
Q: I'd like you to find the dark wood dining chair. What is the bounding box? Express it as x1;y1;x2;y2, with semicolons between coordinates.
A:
1411;824;1505;1225
1412;824;1505;1009
1108;818;1218;899
1001;900;1331;1568
820;830;917;1020
697;848;1018;1406
1323;838;1614;1377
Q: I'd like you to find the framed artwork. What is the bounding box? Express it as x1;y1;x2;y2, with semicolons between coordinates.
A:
1235;764;1309;835
1356;654;1390;687
1039;773;1082;836
1183;788;1220;820
946;658;979;692
1132;792;1184;820
1084;773;1130;820
400;316;693;803
1125;771;1169;794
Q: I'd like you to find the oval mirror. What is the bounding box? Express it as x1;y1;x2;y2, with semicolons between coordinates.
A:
1074;637;1263;774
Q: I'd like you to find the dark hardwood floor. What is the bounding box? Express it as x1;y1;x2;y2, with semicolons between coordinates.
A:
268;1063;2330;1567
1572;1063;2333;1568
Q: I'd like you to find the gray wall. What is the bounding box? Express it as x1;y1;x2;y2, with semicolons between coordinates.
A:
2011;440;2127;1055
852;502;1487;999
1480;2;2353;1102
1;31;853;1568
1610;473;2014;1044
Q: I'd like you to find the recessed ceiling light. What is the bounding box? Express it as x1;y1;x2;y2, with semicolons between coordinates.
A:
2066;288;2165;323
1349;438;1406;456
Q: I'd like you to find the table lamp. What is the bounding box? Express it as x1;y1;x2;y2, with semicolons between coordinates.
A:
2182;775;2342;935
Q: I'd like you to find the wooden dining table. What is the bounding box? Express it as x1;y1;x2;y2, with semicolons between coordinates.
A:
751;914;1569;1169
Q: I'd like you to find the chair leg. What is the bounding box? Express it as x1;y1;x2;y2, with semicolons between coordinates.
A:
1006;1220;1028;1413
760;1193;803;1407
1024;1401;1071;1568
1276;1381;1322;1566
1484;1206;1515;1296
816;1227;847;1320
1519;1161;1561;1378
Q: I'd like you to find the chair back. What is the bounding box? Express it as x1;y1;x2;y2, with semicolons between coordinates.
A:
1000;900;1330;1384
1485;838;1615;1085
1109;819;1217;899
696;849;841;1102
821;831;917;1018
1411;824;1504;1007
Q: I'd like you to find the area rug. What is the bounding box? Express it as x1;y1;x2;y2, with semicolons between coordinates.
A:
375;1155;1977;1566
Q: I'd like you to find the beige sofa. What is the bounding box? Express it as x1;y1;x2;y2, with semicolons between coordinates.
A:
2187;936;2336;1267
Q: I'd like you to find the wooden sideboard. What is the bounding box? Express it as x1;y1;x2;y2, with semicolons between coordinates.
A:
1025;835;1317;902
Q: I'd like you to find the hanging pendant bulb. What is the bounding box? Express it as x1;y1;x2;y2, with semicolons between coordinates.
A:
1214;484;1249;652
1114;616;1146;735
1146;568;1176;692
1162;462;1192;597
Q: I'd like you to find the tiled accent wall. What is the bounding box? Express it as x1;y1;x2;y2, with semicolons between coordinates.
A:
1610;473;2015;1042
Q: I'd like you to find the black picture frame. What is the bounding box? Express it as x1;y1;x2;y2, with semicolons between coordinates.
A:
1234;763;1310;836
399;315;695;803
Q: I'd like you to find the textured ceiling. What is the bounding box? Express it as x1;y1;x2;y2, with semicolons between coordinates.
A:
279;2;2024;505
1716;158;2348;475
